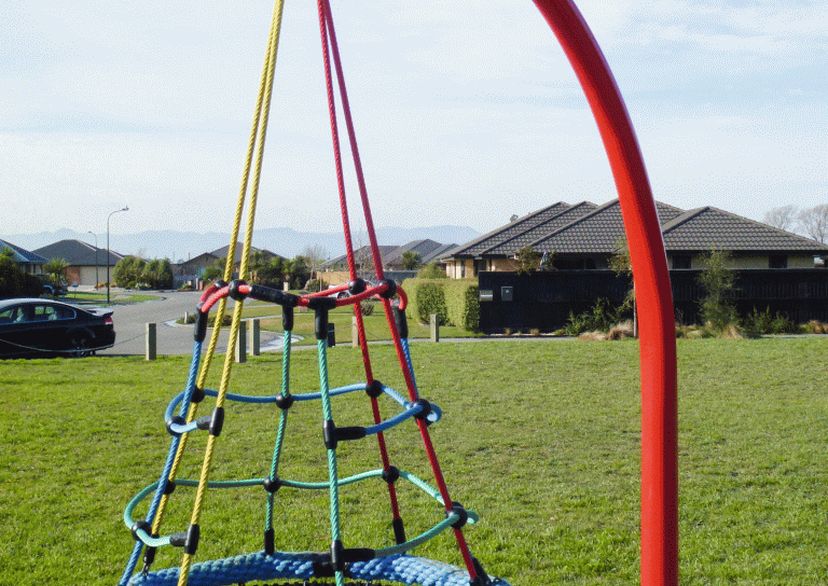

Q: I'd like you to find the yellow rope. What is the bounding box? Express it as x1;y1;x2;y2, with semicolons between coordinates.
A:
147;1;279;542
178;1;285;583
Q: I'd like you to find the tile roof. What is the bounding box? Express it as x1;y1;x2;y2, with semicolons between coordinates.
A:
531;200;685;254
322;245;399;269
383;239;445;266
450;202;571;257
486;201;598;256
661;207;828;252
33;239;123;266
0;239;47;264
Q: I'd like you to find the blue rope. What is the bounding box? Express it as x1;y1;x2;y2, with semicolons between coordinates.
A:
127;551;511;586
119;341;202;586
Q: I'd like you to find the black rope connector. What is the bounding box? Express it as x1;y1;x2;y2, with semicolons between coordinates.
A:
470;557;493;585
208;407;225;437
263;477;281;493
184;523;200;555
142;545;157;567
348;278;367;295
365;379;384;398
227;279;248;301
264;528;275;555
412;399;433;422
190;386;205;404
331;539;345;572
275;393;294;410
162;480;176;495
382;466;400;484
214;279;228;289
392;517;407;545
307;296;336;310
393;306;409;338
448;502;469;529
378;278;397;299
323;419;338;450
282;304;294;332
131;520;152;541
165;416;186;437
194;311;209;342
314;307;329;341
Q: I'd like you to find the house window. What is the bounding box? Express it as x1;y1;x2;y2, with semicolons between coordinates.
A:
672;255;691;269
769;255;787;269
459;261;466;278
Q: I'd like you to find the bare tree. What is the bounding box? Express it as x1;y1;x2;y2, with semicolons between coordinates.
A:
763;205;798;232
301;244;329;289
798;204;828;244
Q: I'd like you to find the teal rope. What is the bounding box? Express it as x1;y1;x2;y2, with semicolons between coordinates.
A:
316;337;344;586
265;330;292;532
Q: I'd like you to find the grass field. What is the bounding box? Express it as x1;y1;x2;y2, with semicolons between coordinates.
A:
0;338;826;584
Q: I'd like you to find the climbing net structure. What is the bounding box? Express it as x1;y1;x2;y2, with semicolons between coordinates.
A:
119;2;509;585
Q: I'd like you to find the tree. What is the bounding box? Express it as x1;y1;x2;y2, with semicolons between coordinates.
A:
255;256;285;288
763;205;798;232
43;257;69;287
0;251;41;299
113;256;147;289
202;257;226;282
609;238;636;335
284;256;310;290
141;258;173;289
401;251;422;270
301;245;328;290
514;246;540;275
698;249;737;331
798;204;828;244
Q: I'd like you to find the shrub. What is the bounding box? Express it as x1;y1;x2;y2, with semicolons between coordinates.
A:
416;263;447;279
402;278;479;330
802;320;827;334
743;307;799;338
698;250;738;332
562;298;618;336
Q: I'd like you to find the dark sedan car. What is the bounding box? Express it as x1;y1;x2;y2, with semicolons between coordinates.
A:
0;298;115;358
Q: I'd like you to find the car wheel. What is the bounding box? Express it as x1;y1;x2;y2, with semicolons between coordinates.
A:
337;292;348;299
68;334;91;358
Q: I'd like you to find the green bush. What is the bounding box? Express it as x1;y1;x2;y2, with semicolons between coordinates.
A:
743;307;798;337
402;278;479;330
415;263;447;279
562;298;619;336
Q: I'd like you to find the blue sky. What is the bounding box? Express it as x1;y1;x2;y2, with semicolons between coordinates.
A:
1;1;825;235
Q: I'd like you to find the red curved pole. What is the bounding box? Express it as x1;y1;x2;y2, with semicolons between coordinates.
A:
532;2;679;584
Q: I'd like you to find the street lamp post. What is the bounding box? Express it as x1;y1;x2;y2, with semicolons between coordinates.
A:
86;230;99;287
107;206;129;304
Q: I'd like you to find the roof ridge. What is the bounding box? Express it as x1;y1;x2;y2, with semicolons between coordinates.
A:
449;201;570;256
526;201;598;247
477;202;576;255
530;199;620;246
659;207;708;234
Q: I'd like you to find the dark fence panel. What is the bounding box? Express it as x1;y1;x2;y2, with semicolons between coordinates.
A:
478;269;828;333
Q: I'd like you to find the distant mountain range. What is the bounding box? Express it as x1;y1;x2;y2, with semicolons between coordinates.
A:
3;225;479;261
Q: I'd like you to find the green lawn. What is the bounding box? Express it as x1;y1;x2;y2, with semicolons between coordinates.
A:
61;290;161;305
1;338;826;584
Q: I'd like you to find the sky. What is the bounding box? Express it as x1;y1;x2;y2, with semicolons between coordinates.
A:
1;1;826;237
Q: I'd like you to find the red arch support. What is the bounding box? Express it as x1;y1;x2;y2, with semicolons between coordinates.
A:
532;2;679;584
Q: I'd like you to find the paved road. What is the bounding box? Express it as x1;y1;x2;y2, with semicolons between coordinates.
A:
98;291;285;356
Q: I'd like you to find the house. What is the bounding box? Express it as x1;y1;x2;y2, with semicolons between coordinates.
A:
172;244;285;288
444;199;828;277
322;245;401;273
382;239;458;269
0;239;46;275
33;239;123;286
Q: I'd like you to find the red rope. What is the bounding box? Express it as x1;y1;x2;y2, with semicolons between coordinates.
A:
320;1;477;579
315;0;403;541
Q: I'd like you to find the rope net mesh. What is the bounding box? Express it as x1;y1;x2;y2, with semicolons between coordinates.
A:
118;2;507;585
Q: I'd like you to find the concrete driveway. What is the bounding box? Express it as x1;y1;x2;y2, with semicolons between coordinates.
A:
98;291;284;356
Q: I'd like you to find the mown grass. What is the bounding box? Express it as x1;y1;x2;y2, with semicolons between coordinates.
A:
62;291;161;305
0;338;826;584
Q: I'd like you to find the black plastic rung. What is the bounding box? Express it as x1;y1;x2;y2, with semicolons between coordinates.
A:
249;284;299;307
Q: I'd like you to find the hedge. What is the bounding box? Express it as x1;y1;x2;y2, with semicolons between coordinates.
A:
401;278;479;331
